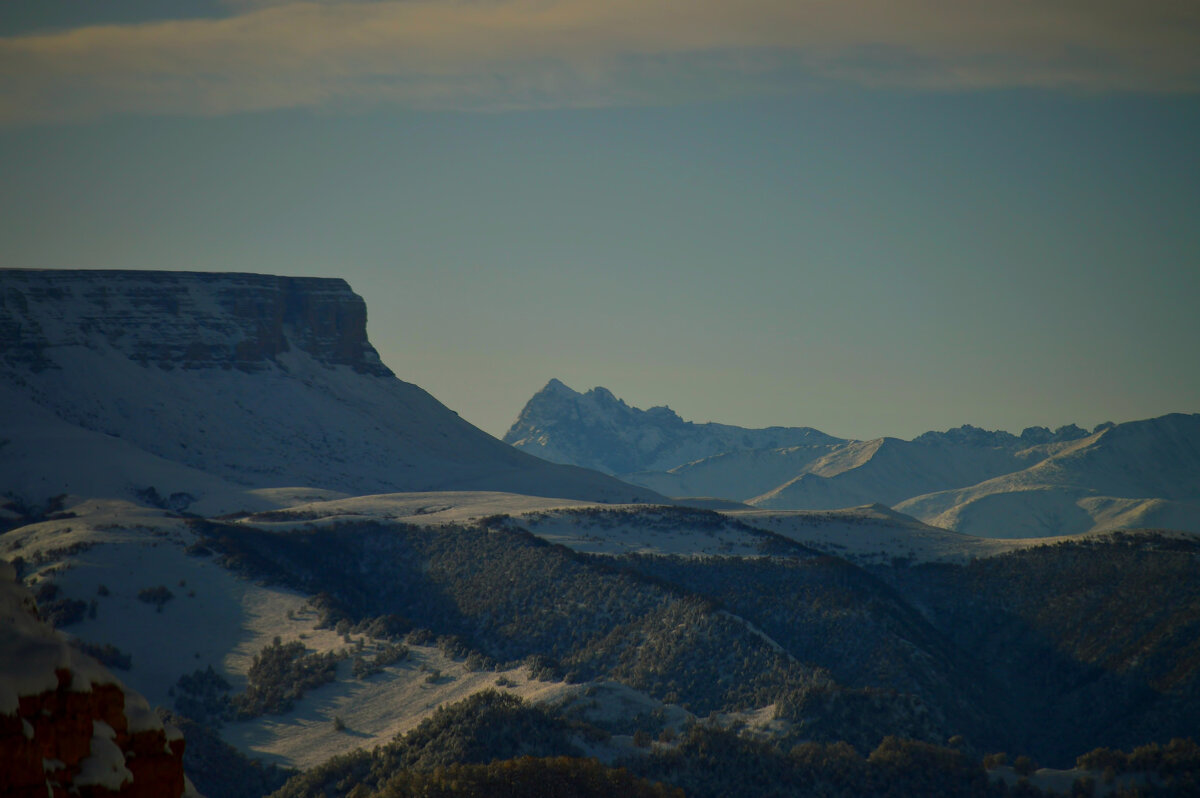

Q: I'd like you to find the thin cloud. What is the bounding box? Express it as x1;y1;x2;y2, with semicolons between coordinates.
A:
1;0;1197;122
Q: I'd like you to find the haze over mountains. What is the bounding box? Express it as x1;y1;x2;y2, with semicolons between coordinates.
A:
4;269;1200;798
506;379;1200;538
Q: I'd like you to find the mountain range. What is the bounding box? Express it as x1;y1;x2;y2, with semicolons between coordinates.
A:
4;269;1200;798
505;379;1200;537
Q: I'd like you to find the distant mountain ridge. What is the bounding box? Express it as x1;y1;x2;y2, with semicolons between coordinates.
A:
895;413;1200;536
503;378;840;474
505;379;1200;537
0;270;657;511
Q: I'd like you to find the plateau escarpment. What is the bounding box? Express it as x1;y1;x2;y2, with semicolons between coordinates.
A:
0;270;655;511
1;269;391;375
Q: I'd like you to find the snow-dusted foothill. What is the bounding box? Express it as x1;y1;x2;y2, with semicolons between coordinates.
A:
2;498;690;775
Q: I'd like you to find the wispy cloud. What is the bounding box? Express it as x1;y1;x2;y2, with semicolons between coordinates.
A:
2;0;1197;122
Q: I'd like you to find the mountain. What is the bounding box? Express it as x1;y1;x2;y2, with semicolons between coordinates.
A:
506;381;1200;537
746;434;1055;510
632;433;1044;508
895;413;1200;537
503;378;841;475
0;270;657;512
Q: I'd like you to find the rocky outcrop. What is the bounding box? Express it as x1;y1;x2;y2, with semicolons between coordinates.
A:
0;561;192;798
0;269;391;375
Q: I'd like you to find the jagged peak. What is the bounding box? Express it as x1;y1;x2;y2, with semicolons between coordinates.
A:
913;422;1092;448
504;380;840;475
539;377;578;396
913;424;1020;447
585;385;622;404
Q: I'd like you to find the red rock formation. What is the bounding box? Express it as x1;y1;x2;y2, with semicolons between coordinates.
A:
0;562;192;797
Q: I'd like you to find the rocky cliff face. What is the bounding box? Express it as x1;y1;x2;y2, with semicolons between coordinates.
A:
0;561;191;798
504;379;841;475
0;269;391;375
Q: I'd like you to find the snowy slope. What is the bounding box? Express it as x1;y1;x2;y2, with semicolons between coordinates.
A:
746;436;1046;509
234;492;793;558
725;505;1049;564
0;383;279;517
0;270;656;508
895;414;1200;537
235;491;598;530
14;492;1191;780
3;500;652;772
623;444;841;500
0;557;197;797
235;489;1085;564
625;431;1063;508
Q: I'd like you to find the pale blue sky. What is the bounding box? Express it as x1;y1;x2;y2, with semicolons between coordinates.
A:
2;2;1198;439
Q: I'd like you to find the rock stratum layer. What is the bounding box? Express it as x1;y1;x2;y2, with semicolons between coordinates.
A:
1;269;390;376
0;561;190;798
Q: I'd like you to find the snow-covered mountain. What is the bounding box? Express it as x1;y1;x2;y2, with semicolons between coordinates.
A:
745;434;1062;510
895;413;1200;537
0;270;656;512
505;380;1200;537
503;378;841;475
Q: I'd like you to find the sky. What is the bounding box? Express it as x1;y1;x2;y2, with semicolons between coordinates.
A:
1;0;1198;440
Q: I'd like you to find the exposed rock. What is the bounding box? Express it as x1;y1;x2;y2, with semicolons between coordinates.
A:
0;269;391;375
0;560;191;798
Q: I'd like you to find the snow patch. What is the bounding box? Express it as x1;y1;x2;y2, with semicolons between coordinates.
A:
75;721;133;790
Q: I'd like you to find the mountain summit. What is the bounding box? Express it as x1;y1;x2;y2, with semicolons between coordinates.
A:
0;270;655;511
503;379;841;475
